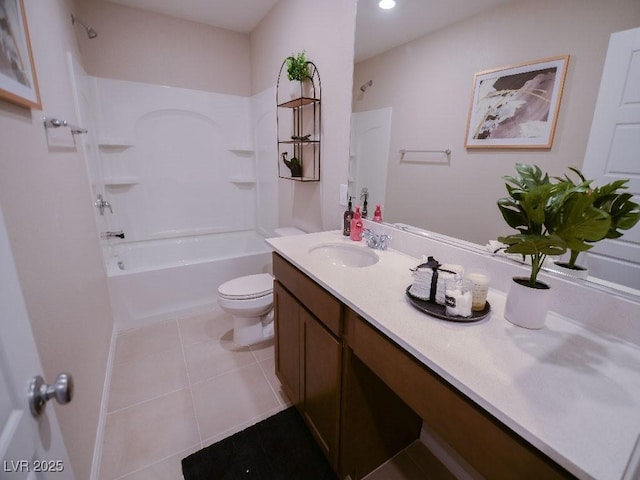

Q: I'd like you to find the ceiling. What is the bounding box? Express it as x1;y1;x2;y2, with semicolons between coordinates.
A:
105;0;513;62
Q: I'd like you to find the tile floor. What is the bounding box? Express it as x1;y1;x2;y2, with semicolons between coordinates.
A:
99;305;434;480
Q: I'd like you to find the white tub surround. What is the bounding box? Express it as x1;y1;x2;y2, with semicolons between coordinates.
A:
266;228;640;480
106;231;272;330
87;78;279;245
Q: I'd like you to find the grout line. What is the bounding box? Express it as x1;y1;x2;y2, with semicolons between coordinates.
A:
200;405;287;448
105;382;189;416
254;353;284;407
111;319;182;367
177;317;204;444
110;442;202;480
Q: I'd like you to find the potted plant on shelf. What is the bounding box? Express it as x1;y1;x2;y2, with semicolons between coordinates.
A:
550;168;640;278
286;51;311;98
497;164;568;329
281;152;302;178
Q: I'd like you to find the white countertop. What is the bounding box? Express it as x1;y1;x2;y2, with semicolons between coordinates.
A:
267;230;640;480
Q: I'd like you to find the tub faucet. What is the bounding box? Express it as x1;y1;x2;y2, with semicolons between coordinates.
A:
101;230;125;240
94;194;113;216
362;229;391;251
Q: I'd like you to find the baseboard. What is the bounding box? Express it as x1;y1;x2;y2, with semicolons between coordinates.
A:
90;324;118;480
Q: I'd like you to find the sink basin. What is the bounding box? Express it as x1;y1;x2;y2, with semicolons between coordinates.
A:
308;243;379;268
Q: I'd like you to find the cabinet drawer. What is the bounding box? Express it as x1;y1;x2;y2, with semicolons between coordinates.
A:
273;253;342;336
346;313;574;479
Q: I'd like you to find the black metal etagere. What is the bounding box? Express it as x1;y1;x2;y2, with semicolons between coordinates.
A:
276;60;321;182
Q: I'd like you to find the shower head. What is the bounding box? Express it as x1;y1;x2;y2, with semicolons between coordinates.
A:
71;14;98;39
360;80;373;92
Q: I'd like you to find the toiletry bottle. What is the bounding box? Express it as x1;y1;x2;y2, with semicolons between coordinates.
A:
373;204;382;223
343;196;354;236
362;197;368;218
350;207;363;241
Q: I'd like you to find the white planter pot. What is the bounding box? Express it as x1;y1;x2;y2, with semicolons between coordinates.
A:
504;277;551;329
550;261;589;279
289;79;313;99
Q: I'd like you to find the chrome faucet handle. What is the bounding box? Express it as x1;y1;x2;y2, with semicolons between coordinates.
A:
378;233;391;251
95;194;113;215
362;229;377;248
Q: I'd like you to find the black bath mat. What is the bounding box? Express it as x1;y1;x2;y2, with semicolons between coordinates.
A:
182;407;338;480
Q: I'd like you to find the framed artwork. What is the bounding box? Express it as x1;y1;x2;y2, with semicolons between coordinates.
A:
465;55;569;149
0;0;41;109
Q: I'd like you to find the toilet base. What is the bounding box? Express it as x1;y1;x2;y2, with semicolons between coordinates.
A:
233;310;274;346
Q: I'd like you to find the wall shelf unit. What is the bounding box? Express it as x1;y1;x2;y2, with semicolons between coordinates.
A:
276;60;321;182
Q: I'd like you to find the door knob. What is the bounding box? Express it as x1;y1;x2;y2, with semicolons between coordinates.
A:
28;373;74;417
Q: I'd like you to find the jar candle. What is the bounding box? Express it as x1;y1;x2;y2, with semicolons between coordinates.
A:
465;269;491;311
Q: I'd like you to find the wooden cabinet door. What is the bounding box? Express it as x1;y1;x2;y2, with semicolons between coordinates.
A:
301;307;342;470
274;281;301;405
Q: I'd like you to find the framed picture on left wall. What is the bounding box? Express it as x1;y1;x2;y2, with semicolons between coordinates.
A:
0;0;41;109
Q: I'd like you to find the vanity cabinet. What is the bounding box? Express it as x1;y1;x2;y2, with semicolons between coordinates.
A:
273;254;342;469
345;311;575;479
273;253;422;477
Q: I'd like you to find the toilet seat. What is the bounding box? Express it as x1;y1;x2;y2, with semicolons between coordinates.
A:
218;273;273;301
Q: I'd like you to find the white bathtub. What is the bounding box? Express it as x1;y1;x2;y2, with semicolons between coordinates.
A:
105;231;273;331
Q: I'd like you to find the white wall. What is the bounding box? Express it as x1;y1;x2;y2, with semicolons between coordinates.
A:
251;0;357;232
0;1;114;478
353;0;640;245
74;0;251;96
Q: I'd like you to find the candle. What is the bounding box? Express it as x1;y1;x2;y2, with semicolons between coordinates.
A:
465;269;491;311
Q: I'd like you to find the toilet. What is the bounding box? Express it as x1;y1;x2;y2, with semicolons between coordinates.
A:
217;227;305;345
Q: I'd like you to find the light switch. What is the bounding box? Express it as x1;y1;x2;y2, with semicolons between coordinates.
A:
339;184;348;206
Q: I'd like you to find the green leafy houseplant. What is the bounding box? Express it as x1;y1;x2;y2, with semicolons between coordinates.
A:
286;51;310;82
553;168;640;269
497;164;567;288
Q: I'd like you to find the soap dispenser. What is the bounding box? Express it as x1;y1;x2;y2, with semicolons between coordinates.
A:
373;204;382;223
350;207;363;241
343;196;354;236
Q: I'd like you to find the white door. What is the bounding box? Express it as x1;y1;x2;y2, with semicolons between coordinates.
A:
582;27;640;290
349;108;392;210
0;206;74;479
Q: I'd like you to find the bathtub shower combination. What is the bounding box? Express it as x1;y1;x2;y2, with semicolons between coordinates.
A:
106;231;272;330
71;72;281;331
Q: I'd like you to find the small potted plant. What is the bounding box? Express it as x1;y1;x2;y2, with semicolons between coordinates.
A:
286;51;311;98
497;164;567;329
550;168;640;277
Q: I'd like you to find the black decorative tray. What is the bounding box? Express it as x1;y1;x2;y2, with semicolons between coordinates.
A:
405;285;491;323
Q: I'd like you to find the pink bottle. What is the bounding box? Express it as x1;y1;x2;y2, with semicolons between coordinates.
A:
373;204;383;223
350;207;363;241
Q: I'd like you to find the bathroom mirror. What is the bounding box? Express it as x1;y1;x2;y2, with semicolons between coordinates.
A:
350;0;640;295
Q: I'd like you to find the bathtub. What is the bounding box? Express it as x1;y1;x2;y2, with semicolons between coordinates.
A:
105;231;273;331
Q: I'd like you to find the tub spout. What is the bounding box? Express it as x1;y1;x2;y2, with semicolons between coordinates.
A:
101;230;125;240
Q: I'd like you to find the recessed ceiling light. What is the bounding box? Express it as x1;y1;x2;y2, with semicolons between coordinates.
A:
378;0;396;10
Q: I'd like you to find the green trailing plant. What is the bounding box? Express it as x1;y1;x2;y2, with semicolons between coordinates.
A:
553;168;640;268
497;164;567;287
286;51;310;82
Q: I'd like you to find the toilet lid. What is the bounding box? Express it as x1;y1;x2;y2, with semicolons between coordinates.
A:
218;273;274;300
